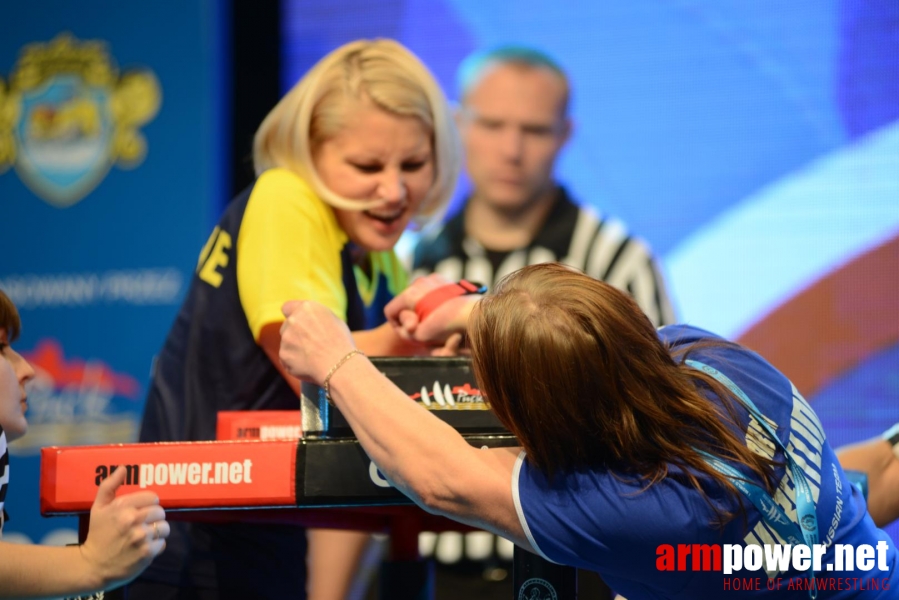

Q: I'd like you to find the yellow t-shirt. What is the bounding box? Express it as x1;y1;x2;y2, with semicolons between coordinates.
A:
237;168;407;339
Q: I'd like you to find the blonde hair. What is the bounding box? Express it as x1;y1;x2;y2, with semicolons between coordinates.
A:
253;39;460;225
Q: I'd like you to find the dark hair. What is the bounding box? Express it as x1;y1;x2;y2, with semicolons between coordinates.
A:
468;263;777;523
0;289;20;342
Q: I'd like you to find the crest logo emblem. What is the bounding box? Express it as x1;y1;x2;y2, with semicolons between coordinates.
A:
518;578;558;600
800;514;816;532
0;33;161;207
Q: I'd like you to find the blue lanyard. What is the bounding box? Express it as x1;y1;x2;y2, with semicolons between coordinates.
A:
687;360;819;599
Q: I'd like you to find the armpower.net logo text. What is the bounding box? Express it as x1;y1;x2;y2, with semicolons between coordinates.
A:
94;461;254;488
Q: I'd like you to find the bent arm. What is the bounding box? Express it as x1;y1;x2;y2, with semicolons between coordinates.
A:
258;320;422;600
279;300;530;549
325;355;529;550
259;321;428;397
0;467;167;598
837;435;899;527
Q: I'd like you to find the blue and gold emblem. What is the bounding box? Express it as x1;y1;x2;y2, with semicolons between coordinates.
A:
0;33;161;207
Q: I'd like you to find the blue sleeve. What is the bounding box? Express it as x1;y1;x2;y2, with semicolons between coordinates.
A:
512;451;561;564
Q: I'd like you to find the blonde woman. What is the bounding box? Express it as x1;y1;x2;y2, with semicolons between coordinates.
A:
133;39;460;600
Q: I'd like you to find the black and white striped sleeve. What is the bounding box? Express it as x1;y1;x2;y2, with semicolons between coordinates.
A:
562;207;675;327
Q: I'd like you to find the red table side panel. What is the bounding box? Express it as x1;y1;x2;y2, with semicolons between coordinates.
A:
216;410;302;441
40;440;298;514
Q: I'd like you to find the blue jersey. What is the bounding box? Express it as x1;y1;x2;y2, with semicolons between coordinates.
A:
513;325;898;598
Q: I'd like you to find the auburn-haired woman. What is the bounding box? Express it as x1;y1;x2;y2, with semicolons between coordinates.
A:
279;262;898;599
133;39;460;599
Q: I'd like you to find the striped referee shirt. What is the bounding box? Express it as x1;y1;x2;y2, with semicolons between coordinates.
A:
412;187;675;327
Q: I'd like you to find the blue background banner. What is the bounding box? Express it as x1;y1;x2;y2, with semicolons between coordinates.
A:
0;0;896;549
0;1;227;544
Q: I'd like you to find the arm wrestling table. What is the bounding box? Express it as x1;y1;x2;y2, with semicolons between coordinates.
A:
39;358;612;600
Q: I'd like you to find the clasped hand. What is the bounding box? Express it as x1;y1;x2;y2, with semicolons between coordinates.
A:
81;463;170;590
384;274;475;347
280;301;356;383
279;276;479;385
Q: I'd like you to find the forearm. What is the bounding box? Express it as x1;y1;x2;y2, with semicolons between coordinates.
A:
277;299;530;548
262;322;424;394
0;542;102;598
327;356;483;517
837;436;899;527
351;322;422;356
444;296;478;333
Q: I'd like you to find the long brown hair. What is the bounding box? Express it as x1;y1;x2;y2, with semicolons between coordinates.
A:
468;263;777;522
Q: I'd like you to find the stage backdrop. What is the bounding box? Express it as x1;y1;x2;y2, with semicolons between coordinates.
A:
0;1;227;544
282;0;899;539
0;0;896;550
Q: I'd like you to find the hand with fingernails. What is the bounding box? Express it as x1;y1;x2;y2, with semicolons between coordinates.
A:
384;274;482;345
78;463;170;590
280;301;358;384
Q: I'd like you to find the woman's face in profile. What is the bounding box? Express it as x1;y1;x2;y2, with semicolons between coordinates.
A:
0;327;32;441
313;101;435;252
